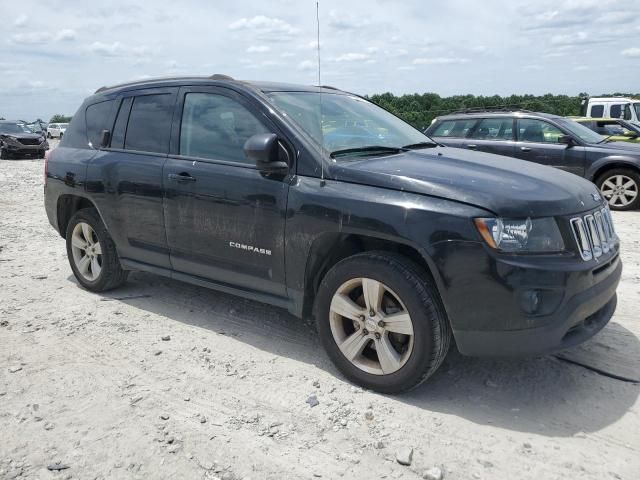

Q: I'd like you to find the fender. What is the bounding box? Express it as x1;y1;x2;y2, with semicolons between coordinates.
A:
586;155;640;181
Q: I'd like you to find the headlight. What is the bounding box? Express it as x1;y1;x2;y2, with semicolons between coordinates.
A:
474;217;565;252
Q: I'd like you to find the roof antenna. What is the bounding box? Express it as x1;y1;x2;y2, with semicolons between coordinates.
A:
316;1;326;186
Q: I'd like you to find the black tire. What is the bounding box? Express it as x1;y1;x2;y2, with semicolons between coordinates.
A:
314;251;451;393
0;148;9;160
596;168;640;211
47;132;51;139
65;208;128;292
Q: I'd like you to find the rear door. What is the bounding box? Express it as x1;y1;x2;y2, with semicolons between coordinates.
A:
163;86;290;297
513;118;585;176
86;88;177;269
464;117;516;157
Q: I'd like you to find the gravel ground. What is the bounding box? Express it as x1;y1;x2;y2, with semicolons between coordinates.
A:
1;150;639;480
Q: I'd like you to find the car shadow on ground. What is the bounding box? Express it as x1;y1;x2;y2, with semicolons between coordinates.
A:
80;270;640;438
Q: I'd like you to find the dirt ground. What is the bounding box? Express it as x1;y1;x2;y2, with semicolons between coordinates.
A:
1;149;639;480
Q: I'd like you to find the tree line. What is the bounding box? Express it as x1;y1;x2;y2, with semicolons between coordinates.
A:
366;92;640;130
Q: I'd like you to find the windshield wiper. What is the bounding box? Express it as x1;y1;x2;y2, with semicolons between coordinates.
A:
329;145;407;158
402;141;438;150
598;134;617;144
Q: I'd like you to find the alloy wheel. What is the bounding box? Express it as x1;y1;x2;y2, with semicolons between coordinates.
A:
329;277;414;375
600;174;638;208
70;222;103;281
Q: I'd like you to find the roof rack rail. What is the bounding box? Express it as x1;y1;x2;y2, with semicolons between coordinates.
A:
448;105;533;115
94;74;236;94
318;85;339;90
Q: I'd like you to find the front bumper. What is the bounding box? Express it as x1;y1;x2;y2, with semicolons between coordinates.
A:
2;143;46;157
434;240;621;357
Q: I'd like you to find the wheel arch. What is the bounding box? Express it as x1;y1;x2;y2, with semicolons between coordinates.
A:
56;194;99;239
300;232;444;320
588;157;640;183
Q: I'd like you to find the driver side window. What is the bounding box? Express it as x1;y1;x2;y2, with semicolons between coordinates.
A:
180;93;269;164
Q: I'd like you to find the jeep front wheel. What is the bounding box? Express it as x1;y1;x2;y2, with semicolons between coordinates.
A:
315;251;451;393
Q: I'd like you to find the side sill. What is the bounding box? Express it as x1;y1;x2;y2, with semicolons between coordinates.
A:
119;258;295;314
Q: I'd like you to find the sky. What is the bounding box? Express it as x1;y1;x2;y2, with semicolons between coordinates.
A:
1;0;639;121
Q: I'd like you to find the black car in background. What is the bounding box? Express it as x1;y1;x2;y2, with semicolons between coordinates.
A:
426;109;640;210
0;120;48;159
44;76;620;393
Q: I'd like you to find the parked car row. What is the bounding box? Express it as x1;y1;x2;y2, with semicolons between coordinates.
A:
426;108;640;210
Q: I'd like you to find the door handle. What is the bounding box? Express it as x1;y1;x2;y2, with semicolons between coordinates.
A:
168;172;196;182
466;144;478;149
520;147;532;152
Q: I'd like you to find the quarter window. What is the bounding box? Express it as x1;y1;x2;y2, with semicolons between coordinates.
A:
517;119;564;143
431;119;478;138
124;94;173;154
468;118;513;141
179;93;269;164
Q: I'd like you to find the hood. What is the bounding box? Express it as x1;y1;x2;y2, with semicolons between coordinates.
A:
331;147;603;217
1;133;43;140
586;140;640;153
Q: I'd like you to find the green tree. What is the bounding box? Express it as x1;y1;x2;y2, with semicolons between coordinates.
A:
49;114;72;123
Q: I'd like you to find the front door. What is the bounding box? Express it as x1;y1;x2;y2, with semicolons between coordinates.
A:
163;86;290;297
514;118;585;176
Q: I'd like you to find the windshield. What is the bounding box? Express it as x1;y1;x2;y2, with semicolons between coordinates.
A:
558;119;605;143
0;123;30;134
266;91;433;157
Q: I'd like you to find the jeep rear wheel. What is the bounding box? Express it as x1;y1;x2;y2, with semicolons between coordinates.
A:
315;251;451;393
66;208;128;292
597;168;640;211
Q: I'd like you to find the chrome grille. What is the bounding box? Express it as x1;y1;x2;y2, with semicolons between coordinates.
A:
570;207;617;261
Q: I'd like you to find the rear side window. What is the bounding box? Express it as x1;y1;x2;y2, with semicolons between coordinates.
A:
590;105;604;118
85;100;116;148
431;119;478;138
179;92;269;164
610;104;623;118
468;118;513;141
124;94;174;154
623;104;632;120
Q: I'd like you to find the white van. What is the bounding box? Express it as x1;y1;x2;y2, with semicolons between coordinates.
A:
47;123;68;138
582;97;640;126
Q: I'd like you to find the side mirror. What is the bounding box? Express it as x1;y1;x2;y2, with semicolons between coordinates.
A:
244;133;289;174
558;135;576;147
99;129;111;148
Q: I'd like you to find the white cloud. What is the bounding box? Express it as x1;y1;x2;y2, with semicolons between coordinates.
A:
333;53;370;62
247;45;270;53
328;9;370;30
14;15;28;27
55;29;77;41
297;60;316;71
280;52;295;58
9;29;77;45
621;47;640;57
87;41;149;58
228;16;299;40
397;66;416;71
412;57;469;65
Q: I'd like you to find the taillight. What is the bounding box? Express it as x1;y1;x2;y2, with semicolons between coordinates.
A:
44;149;50;182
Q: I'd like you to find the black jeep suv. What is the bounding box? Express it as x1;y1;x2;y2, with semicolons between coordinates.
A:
426;109;640;211
44;76;621;393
